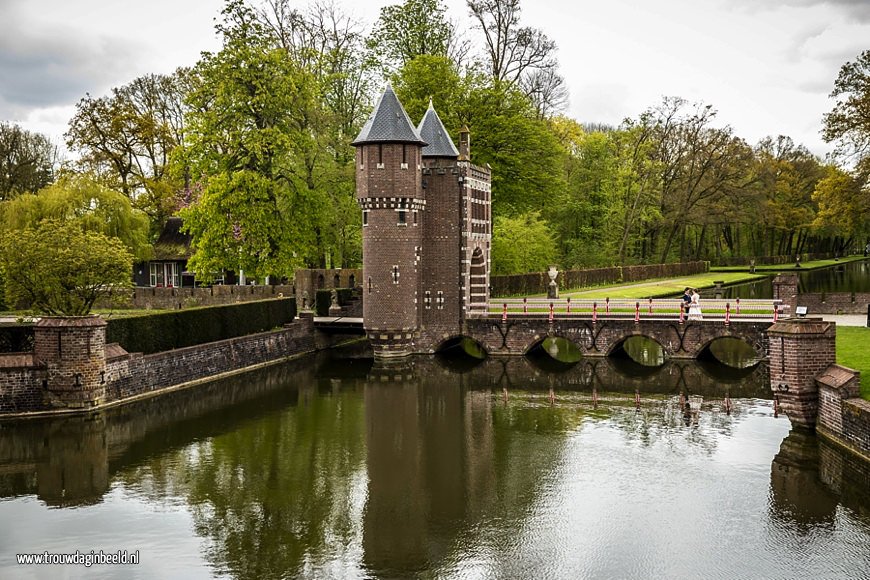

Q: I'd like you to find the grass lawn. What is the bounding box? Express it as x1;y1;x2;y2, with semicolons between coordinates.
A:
547;272;768;300
712;255;867;272
836;326;870;400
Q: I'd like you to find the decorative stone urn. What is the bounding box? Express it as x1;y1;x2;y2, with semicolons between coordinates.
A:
547;266;559;299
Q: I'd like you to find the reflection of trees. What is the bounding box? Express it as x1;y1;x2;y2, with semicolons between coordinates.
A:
118;379;368;579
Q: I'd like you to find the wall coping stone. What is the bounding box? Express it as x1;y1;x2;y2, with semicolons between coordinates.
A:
767;317;833;335
34;315;107;328
816;364;860;392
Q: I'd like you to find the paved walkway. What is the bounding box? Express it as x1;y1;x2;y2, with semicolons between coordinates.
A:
819;314;867;327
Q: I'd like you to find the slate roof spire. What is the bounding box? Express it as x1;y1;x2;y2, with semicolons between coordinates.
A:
417;98;459;158
352;85;427;146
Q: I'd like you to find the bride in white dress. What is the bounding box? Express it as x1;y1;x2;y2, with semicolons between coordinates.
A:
688;289;703;320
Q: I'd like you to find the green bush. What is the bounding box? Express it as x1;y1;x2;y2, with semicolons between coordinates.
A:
106;298;296;354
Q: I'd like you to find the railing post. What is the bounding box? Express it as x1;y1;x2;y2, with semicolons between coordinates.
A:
735;297;740;315
592;302;598;323
634;301;640;322
605;297;610;315
773;303;779;322
548;302;554;323
523;297;528;314
502;303;508;323
566;297;571;313
725;302;731;326
648;297;653;314
679;302;685;324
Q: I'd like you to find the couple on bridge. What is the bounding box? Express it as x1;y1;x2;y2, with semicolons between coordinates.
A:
682;288;703;320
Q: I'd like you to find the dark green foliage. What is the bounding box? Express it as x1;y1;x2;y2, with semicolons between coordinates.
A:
314;288;355;316
106;298;296;354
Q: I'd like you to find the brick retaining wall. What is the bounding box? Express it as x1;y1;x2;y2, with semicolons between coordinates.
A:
798;292;870;314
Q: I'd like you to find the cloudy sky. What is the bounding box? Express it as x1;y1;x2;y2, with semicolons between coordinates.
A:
1;0;867;158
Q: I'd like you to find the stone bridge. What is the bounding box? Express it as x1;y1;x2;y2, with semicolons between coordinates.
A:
445;316;771;360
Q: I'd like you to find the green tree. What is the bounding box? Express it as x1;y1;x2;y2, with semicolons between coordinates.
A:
65;69;191;232
180;0;326;279
0;175;151;260
823;50;870;178
0;220;132;315
0;122;57;199
812;165;870;251
491;211;556;274
369;0;467;71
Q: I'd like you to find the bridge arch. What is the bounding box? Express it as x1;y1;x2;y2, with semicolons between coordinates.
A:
696;336;763;369
607;334;668;367
524;335;583;367
433;335;488;359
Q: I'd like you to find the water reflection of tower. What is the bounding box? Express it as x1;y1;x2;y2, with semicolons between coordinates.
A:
362;360;495;574
769;429;838;529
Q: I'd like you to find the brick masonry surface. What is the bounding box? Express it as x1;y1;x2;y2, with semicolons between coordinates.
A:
0;316;326;415
797;292;870;314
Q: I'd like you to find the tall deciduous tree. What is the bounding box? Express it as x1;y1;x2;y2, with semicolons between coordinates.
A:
0;220;133;315
180;0;324;279
369;0;468;71
0;122;57;199
491;211;556;274
65;69;191;231
823;49;870;178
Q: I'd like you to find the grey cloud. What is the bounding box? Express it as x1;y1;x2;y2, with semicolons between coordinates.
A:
0;1;141;116
726;0;870;22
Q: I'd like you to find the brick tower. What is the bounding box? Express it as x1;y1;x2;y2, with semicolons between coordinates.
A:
354;88;491;358
416;101;491;349
353;86;427;358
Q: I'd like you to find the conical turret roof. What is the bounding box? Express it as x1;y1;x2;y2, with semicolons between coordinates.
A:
418;100;459;158
352;85;427;146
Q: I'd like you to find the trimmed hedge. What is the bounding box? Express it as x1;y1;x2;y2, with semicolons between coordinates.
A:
491;261;710;297
106;298;297;355
315;288;355;316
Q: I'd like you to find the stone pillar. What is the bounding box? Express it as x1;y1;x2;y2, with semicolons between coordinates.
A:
772;273;798;317
34;316;107;410
767;317;836;428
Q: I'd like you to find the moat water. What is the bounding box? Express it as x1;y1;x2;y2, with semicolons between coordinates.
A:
1;347;869;579
720;259;870;299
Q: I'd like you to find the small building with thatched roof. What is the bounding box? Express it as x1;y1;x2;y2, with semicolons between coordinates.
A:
133;217;195;287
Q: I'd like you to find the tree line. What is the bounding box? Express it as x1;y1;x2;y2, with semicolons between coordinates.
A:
1;0;869;300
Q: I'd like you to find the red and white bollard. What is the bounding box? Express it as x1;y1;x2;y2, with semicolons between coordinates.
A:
634;302;640;322
605;297;610;314
523;297;528;314
566;297;571;313
502;303;508;322
735;298;740;315
725;302;731;326
679;302;685;324
648;297;653;314
548;302;555;322
592;302;598;323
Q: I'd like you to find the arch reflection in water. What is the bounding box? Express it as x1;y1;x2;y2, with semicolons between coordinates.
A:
525;337;583;369
612;336;666;367
699;337;761;369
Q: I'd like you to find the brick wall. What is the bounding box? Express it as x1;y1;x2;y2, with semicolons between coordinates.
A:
0;354;42;413
104;318;315;402
0;316;326;416
797;292;870;314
